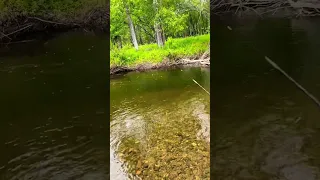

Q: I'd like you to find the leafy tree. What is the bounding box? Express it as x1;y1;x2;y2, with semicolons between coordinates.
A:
110;0;209;49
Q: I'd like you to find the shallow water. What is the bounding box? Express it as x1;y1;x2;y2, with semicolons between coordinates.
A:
0;32;108;179
212;17;320;179
110;68;210;179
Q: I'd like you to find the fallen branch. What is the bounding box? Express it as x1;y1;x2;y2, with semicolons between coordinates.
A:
260;5;291;15
200;62;210;65
27;17;81;27
288;0;320;9
1;39;35;45
182;59;204;62
0;32;12;40
213;0;320;17
0;24;33;39
180;58;210;66
27;17;65;25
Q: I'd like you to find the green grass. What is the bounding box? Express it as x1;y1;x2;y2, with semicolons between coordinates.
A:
110;34;210;67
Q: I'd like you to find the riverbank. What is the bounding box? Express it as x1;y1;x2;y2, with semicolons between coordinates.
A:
110;34;210;75
0;0;108;44
110;53;210;75
211;0;320;17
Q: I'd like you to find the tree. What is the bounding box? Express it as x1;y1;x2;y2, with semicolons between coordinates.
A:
123;0;139;50
153;0;164;47
110;0;210;49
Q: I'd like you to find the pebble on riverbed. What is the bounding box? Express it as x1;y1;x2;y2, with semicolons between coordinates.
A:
115;109;210;179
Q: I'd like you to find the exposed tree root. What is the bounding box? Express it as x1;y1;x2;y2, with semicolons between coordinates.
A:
211;0;320;17
0;7;109;44
110;66;132;75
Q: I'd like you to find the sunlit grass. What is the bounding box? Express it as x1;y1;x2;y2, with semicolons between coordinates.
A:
110;34;210;67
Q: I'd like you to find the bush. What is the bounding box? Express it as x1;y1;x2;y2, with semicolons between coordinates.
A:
0;0;105;21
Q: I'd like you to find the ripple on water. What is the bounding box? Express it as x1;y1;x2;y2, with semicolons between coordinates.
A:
1;122;107;180
110;90;210;179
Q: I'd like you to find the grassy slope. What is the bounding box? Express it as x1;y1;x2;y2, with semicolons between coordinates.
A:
110;34;210;67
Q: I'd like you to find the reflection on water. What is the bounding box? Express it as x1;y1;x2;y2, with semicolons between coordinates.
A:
110;68;210;179
212;17;320;179
0;32;108;179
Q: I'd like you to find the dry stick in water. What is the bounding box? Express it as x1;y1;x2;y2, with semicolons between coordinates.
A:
3;39;35;44
265;56;320;107
0;24;33;39
192;79;210;95
27;17;65;25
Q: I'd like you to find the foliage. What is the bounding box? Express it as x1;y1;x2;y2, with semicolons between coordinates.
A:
110;0;210;47
0;0;105;21
110;34;210;67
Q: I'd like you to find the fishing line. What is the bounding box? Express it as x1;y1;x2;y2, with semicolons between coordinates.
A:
247;33;320;108
192;79;210;95
264;56;320;107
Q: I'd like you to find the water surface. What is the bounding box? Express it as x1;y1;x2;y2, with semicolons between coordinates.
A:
212;17;320;179
110;67;210;179
0;32;108;179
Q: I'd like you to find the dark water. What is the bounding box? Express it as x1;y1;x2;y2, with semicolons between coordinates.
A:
0;32;108;179
110;68;210;179
212;17;320;179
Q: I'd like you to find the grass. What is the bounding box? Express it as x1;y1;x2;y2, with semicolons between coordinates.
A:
110;34;210;67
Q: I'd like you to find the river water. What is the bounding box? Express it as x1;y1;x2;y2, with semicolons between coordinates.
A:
0;32;108;179
2;17;320;180
110;68;210;179
212;17;320;179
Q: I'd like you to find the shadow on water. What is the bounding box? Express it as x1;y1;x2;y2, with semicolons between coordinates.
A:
212;16;320;179
110;68;210;179
0;32;108;179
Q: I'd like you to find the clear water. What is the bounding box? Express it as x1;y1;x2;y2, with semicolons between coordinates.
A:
110;67;210;179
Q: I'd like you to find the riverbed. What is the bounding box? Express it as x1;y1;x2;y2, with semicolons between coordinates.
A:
110;67;210;179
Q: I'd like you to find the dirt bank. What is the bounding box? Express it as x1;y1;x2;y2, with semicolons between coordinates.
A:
110;52;210;75
0;7;109;44
211;0;320;17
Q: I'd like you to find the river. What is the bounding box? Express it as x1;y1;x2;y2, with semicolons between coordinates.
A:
110;68;210;179
2;17;320;180
212;17;320;179
0;32;108;179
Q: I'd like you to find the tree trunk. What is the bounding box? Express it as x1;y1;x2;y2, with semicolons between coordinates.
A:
124;0;139;50
162;32;166;44
153;0;164;47
154;23;164;47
